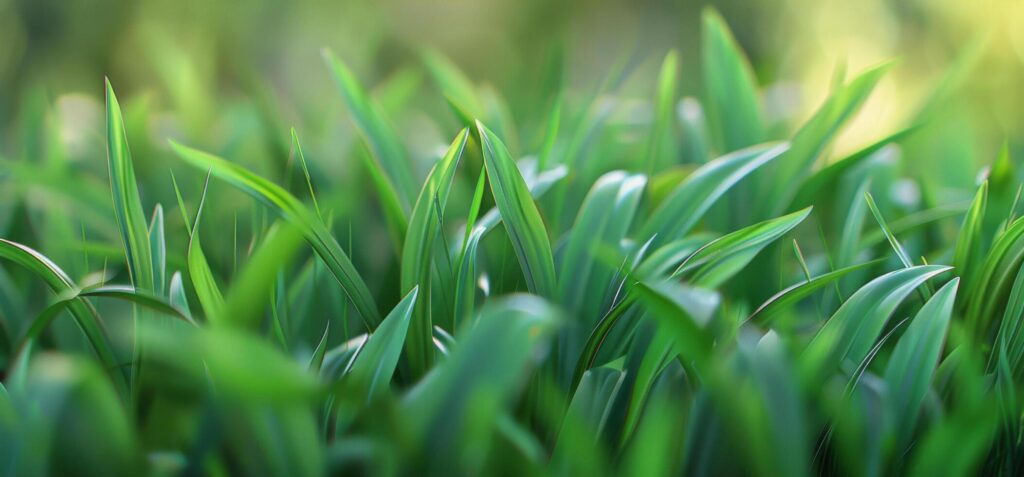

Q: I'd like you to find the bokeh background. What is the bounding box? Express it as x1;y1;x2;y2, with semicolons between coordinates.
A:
2;0;1022;160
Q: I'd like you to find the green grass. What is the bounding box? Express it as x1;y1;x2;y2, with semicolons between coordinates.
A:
0;8;1020;477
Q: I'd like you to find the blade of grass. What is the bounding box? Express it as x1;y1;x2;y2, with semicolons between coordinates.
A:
701;8;764;153
801;265;950;387
477;121;556;298
0;239;126;396
761;62;892;216
644;50;678;173
642;143;788;250
883;278;958;450
186;171;225;322
400;129;468;375
105;79;155;293
322;49;416;210
170;141;383;329
222;221;306;330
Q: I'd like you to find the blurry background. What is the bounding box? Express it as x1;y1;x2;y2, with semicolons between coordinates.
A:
2;0;1022;154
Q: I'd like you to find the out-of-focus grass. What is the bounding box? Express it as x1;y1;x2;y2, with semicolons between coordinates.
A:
0;3;1023;476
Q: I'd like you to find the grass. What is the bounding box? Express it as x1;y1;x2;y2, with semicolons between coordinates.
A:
0;8;1019;477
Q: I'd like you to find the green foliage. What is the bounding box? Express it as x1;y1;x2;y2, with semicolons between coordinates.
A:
1;8;1021;477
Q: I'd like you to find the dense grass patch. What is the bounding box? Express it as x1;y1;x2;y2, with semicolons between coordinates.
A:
0;8;1019;477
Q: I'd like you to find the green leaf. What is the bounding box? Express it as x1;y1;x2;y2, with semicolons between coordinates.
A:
964;216;1024;342
170;141;383;329
322;49;416;211
789;126;920;210
953;182;987;291
401;129;468;375
16;285;193;357
222;221;306;330
422;49;485;126
747;259;884;324
981;144;1018;244
635;280;718;370
140;323;320;401
559;171;646;317
186;173;226;322
645;50;678;172
308;323;330;373
702;8;764;154
168;271;192;320
635;234;716;279
802;265;950;386
148;205;166;295
994;264;1024;379
671;207;812;288
883;278;958;449
402;294;559;474
552;366;625;470
105;79;154;293
342;286;418;402
864;192;914;269
0;239;125;396
760;62;892;216
642;143;788;250
477;120;557;298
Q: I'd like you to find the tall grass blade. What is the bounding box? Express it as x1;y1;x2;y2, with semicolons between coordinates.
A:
477;121;556;298
170;141;383;328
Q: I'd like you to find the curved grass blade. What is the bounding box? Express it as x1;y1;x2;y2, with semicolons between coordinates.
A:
308;323;330;373
401;130;468;375
401;294;559;474
883;278;958;449
322;49;416;210
339;286;418;403
964;216;1024;342
801;265;950;386
635;281;718;370
789;125;920;210
994;264;1024;378
475;162;568;234
559;171;646;317
422;49;485;127
552;366;625;469
170;141;382;329
953;182;987;290
859;203;968;250
148;205;166;295
168;271;192;319
477;121;556;298
671;208;812;286
644;50;678;173
186;172;225;322
642;142;788;250
222;221;306;330
747;259;884;324
15;284;193;357
761;62;892;216
0;239;125;395
864;192;914;269
105;79;154;293
701;8;764;153
864;192;932;299
635;234;716;279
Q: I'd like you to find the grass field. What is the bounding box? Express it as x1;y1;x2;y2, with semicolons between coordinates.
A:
1;2;1023;476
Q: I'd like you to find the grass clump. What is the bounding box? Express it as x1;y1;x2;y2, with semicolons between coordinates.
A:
0;8;1019;477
